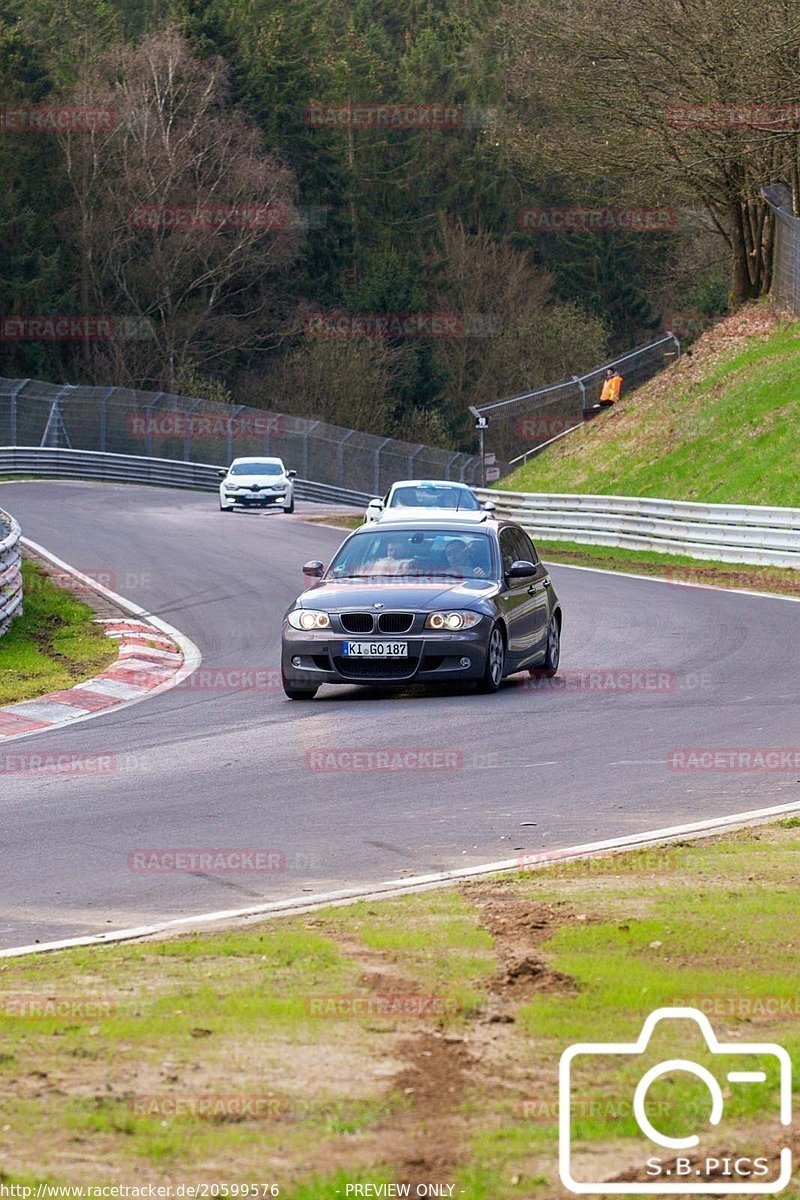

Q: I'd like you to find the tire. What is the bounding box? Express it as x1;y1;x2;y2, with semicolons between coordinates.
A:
219;502;233;512
539;613;560;677
283;497;295;514
282;671;318;700
477;624;505;693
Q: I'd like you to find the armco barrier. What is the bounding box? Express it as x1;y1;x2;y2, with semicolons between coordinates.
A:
0;447;373;507
475;488;800;568
0;508;22;638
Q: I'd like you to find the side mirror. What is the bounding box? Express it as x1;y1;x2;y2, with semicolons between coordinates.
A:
217;468;227;479
506;559;537;580
302;560;325;578
365;499;383;520
287;469;297;479
482;500;496;512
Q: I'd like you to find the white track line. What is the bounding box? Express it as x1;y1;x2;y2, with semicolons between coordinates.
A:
545;558;800;604
4;796;800;958
5;537;203;742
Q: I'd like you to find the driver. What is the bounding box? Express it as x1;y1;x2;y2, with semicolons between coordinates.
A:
371;536;413;577
444;538;487;578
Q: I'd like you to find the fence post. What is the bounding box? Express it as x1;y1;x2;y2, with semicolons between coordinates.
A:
183;399;203;461
302;421;320;478
227;404;245;463
337;428;357;488
97;387;112;452
409;444;425;478
8;379;30;446
374;437;392;493
573;375;587;415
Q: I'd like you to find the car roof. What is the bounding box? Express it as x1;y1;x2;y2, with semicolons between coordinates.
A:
229;456;284;465
356;513;499;533
376;508;490;524
388;479;474;490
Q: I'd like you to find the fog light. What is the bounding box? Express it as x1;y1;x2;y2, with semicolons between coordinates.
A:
459;657;470;668
292;656;302;668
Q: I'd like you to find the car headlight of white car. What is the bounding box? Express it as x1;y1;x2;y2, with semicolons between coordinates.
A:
287;610;331;631
424;611;482;631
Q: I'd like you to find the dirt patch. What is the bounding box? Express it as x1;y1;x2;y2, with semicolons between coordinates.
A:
465;884;579;1008
377;1032;473;1180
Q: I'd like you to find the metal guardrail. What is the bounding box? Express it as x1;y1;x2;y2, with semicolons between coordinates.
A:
0;447;373;507
6;446;797;568
0;508;22;638
475;488;800;568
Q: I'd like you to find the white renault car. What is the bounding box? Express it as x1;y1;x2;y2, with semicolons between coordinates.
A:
218;457;296;513
364;479;493;522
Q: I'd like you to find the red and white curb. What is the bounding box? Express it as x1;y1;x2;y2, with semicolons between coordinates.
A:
0;538;201;743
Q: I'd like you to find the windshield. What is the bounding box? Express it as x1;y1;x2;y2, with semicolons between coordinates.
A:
228;461;284;476
388;485;480;510
328;529;495;580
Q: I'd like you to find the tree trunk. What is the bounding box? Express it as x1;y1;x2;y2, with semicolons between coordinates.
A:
729;203;759;303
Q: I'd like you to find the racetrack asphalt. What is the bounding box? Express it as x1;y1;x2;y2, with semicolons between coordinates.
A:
1;480;798;951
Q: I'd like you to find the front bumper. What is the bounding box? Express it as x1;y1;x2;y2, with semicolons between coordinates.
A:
223;490;289;506
281;626;490;687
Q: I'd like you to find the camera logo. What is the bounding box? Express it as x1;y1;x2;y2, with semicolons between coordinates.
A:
559;1007;792;1194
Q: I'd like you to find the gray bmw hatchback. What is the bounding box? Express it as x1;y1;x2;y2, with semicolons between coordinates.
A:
281;512;561;699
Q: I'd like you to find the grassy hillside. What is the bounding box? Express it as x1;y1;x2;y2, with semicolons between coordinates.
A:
501;307;800;506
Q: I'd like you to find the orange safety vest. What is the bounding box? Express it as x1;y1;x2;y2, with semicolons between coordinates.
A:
603;372;622;403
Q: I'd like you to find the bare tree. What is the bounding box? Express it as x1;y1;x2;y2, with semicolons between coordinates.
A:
430;218;607;430
501;0;800;301
58;29;304;388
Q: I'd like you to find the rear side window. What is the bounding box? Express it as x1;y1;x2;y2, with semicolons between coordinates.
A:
499;529;520;574
517;529;540;564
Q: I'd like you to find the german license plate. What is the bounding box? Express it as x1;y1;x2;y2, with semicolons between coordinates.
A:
343;641;408;658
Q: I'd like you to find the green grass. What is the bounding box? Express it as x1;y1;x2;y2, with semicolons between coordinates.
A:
1;828;799;1195
501;318;800;505
0;558;117;704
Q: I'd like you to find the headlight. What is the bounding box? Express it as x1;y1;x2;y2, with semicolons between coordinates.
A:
425;611;482;631
287;610;331;631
